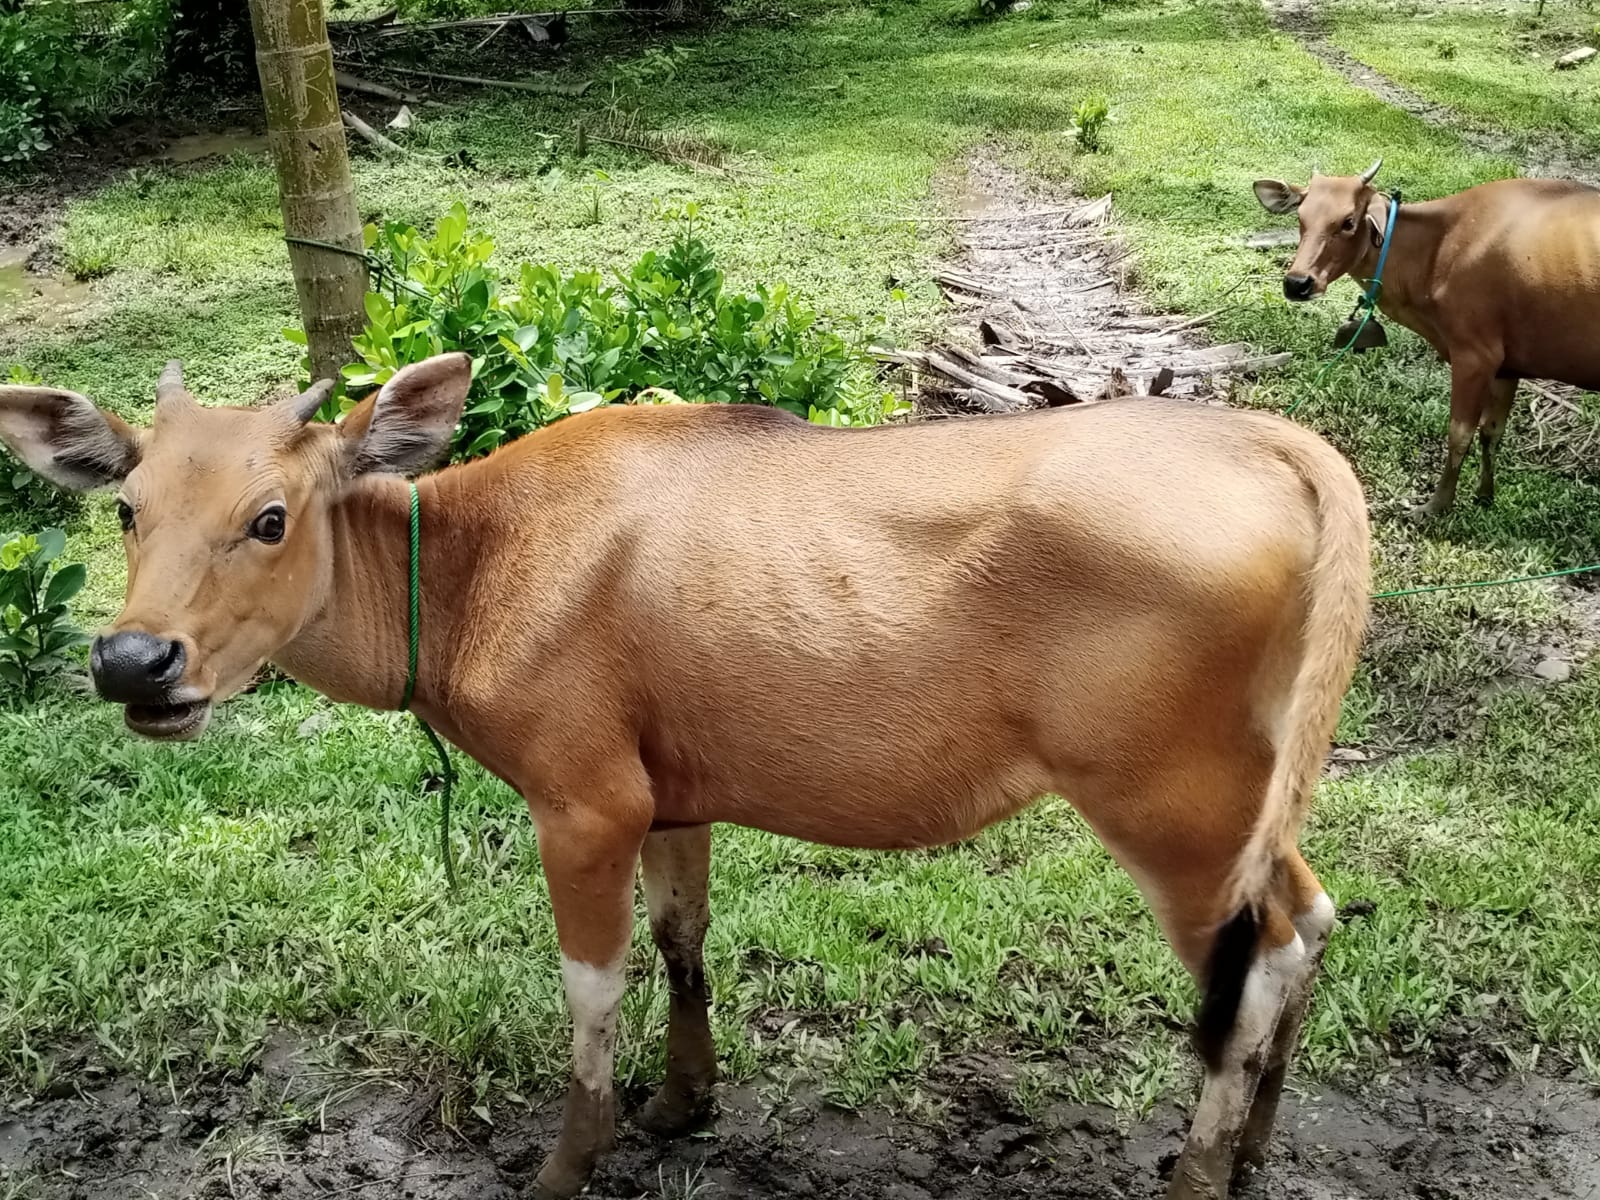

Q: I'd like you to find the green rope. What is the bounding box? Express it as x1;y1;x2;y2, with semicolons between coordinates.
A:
1372;561;1599;601
399;482;458;892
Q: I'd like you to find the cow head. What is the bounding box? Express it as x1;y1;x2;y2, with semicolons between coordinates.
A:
1253;159;1386;301
0;353;472;740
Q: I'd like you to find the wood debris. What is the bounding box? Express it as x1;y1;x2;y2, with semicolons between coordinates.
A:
900;161;1292;416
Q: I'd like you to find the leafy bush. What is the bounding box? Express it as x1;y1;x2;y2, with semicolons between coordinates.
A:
0;528;89;701
0;0;163;165
298;204;901;459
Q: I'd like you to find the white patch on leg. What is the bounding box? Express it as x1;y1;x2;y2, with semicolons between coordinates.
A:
1296;892;1335;954
1185;933;1305;1149
562;955;627;1091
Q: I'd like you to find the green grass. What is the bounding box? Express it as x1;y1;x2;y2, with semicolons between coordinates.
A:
1326;0;1600;158
3;0;1600;1115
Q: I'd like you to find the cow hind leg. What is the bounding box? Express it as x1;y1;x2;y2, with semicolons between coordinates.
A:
1235;850;1335;1176
1167;902;1304;1200
1474;377;1517;508
1082;754;1295;1200
637;824;718;1137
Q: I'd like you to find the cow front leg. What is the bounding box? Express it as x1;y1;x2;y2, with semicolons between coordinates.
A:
637;824;717;1137
1474;377;1517;508
1411;361;1493;520
529;764;652;1200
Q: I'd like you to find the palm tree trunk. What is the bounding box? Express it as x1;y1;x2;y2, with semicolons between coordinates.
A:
246;0;368;383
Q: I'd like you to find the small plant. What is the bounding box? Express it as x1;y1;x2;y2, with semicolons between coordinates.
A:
1071;95;1110;153
0;527;90;701
1434;38;1459;59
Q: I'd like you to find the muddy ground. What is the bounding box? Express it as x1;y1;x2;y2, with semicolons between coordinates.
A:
4;1034;1599;1199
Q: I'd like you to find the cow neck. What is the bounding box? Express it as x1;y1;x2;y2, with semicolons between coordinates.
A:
276;473;467;719
1354;192;1417;315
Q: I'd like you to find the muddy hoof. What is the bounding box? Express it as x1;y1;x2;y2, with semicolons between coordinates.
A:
1405;501;1443;524
635;1087;715;1139
534;1155;591;1200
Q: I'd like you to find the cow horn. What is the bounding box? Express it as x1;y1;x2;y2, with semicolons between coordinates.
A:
155;360;186;402
1359;157;1383;184
279;378;337;426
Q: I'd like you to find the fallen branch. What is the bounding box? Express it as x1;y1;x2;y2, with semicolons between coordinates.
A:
1163;306;1223;335
472;19;511;51
329;6;397;27
1166;351;1292;379
342;110;410;156
890;207;1079;224
924;351;1032;412
933;269;1006;299
337;61;593;96
373;8;638;34
335;69;427;105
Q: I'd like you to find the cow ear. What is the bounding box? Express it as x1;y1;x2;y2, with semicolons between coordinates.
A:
1253;179;1304;215
340;353;472;477
0;385;142;492
1364;195;1388;246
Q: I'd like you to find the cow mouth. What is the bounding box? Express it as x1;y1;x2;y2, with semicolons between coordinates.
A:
124;699;213;741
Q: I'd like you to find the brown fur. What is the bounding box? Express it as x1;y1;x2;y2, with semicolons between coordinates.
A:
0;356;1371;1200
1255;168;1600;517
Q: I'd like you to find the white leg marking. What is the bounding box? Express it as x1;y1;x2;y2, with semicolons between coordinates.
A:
1186;933;1305;1150
562;955;627;1092
1295;891;1335;954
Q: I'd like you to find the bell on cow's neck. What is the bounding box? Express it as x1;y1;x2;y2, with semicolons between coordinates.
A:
1333;306;1388;353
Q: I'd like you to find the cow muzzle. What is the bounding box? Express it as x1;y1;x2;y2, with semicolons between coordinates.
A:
1283;274;1318;301
90;630;212;740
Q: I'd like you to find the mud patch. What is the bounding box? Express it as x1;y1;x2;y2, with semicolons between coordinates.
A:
5;1037;1598;1199
0;245;96;330
1263;0;1600;186
0;113;268;252
899;155;1287;414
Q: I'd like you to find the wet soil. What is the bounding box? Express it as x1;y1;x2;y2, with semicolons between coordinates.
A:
4;1036;1597;1199
1262;0;1600;186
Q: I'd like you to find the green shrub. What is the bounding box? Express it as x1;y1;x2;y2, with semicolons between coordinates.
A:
1071;95;1110;153
0;0;163;165
0;528;90;702
295;203;902;459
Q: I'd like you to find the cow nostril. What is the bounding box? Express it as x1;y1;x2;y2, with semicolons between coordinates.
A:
90;631;187;704
151;638;184;684
1283;274;1316;301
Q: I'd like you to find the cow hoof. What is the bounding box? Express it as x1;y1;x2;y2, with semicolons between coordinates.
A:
1406;502;1442;524
534;1155;590;1200
636;1087;715;1139
1474;491;1494;508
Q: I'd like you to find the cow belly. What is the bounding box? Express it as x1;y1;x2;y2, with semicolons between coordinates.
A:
638;587;1279;852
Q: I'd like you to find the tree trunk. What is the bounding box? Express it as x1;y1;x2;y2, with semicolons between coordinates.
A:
246;0;368;384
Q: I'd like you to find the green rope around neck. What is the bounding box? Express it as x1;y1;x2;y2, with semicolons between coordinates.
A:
399;482;458;892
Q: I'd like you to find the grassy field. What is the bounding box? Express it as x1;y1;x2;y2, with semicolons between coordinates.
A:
1327;0;1600;158
3;0;1600;1116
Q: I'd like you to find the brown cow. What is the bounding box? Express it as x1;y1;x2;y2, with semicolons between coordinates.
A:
1254;160;1600;518
0;355;1370;1200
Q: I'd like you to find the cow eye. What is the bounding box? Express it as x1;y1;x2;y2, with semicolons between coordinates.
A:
249;505;287;544
1341;215;1358;234
116;500;135;532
